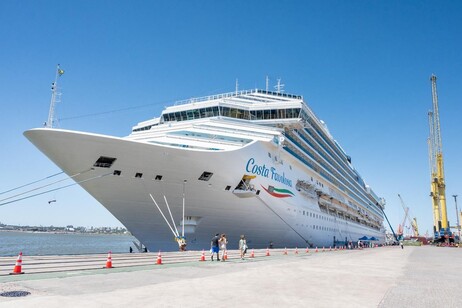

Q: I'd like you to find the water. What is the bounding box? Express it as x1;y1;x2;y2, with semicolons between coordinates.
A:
0;231;137;257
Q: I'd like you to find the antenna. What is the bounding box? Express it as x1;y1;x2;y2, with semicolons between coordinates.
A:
235;78;239;95
46;64;64;128
265;76;269;92
275;78;284;94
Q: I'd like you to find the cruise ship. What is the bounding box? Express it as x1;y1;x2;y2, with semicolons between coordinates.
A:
25;87;386;251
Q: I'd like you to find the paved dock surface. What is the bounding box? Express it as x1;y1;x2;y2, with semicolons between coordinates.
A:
0;246;460;307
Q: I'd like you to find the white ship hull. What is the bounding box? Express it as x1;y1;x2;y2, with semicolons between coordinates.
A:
25;128;385;251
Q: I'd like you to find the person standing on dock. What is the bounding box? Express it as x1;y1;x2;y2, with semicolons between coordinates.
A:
219;234;228;261
239;235;247;259
211;233;220;261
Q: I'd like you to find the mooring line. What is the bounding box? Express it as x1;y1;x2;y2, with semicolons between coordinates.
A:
149;194;179;238
163;195;180;237
0;171;64;196
0;172;112;207
257;196;310;245
0;169;93;203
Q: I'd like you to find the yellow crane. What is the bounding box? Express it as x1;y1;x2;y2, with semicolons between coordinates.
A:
427;75;450;240
398;194;419;237
412;218;419;237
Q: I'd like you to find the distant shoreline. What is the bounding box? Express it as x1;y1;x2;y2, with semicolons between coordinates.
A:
0;229;131;236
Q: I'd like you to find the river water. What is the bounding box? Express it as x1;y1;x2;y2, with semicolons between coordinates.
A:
0;231;137;257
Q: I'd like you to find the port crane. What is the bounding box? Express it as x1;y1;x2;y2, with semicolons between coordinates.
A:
398;194;419;237
427;75;451;241
396;207;408;240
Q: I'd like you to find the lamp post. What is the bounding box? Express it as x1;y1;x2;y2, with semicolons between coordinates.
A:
453;195;459;241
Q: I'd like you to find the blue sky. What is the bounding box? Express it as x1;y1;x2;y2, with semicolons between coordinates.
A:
1;1;461;235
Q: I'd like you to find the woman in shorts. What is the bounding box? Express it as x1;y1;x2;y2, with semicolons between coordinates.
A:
219;234;228;261
239;235;247;259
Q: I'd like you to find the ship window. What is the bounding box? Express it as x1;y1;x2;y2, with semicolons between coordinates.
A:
135;173;143;178
93;156;116;168
256;110;263;120
256;190;260;195
198;171;213;181
155;175;163;181
113;170;121;176
225;185;231;191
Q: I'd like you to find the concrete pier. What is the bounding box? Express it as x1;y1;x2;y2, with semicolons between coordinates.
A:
0;246;461;307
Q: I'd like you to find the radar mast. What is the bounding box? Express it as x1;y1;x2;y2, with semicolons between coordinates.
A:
46;64;64;128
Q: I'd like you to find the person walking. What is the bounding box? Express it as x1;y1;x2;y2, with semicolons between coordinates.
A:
210;233;220;261
239;235;247;259
219;234;228;261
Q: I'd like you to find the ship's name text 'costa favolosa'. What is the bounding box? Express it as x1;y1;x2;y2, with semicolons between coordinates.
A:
245;158;293;187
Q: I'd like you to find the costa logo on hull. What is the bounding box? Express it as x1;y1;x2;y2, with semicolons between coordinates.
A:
261;185;294;198
245;158;292;187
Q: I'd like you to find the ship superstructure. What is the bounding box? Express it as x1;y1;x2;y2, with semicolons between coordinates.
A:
25;88;385;251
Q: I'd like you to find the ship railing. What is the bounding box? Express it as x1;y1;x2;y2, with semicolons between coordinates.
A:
165;134;250;147
193;122;278;140
174;89;259;106
174;89;302;106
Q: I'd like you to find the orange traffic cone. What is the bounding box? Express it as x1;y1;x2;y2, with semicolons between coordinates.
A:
105;251;113;268
156;251;163;265
306;247;309;253
266;248;270;256
295;247;299;254
199;249;206;261
335;246;337;251
224;250;228;260
10;252;24;275
315;247;318;253
322;246;325;252
250;249;255;258
329;246;332;251
283;247;288;255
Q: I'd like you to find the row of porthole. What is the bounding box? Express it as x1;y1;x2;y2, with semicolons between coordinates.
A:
296;223;347;234
294;208;373;229
112;170;214;182
112;170;164;181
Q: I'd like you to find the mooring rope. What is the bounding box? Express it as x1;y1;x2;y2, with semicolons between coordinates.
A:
257;196;311;245
0;169;94;203
0;171;64;196
149;193;179;238
0;172;112;207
